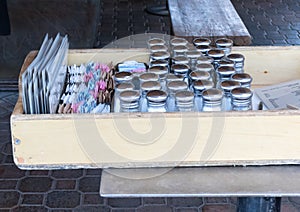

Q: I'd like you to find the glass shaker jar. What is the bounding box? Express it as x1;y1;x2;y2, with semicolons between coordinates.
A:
114;71;133;85
186;50;202;71
114;82;135;112
170;37;188;47
119;90;140;112
149;44;168;53
148;66;169;91
175;90;195;112
146;90;168;112
231;87;253;111
202;88;224;112
195;63;214;83
231;73;252;88
171;64;190;84
140;81;162;112
189;71;211;89
166;81;188;112
193;37;211;46
216;66;236;88
220;80;241;111
217;58;235;68
227;53;245;73
207;49;226;69
197;56;214;65
192;80;214;111
172;56;190;65
196;45;211;56
172;45;188;57
215;38;233;55
166;73;184;84
148;38;166;48
150;51;171;63
149;59;169;69
139;72;159;87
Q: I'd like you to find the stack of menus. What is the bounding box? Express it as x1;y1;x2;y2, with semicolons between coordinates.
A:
21;34;69;114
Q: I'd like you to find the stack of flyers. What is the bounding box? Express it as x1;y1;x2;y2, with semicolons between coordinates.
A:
21;33;69;114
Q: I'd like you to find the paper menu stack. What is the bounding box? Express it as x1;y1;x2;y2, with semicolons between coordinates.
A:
21;34;69;114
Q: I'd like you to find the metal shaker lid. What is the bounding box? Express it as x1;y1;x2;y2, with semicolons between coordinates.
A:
231;87;253;100
119;90;140;102
193;37;211;46
140;72;159;82
202;88;224;101
167;81;188;92
141;81;162;92
171;64;190;74
220;80;241;93
193;80;214;91
227;53;245;62
115;71;133;82
215;38;233;47
189;71;210;81
146;90;168;102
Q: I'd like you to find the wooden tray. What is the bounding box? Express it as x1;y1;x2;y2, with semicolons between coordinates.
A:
11;47;300;169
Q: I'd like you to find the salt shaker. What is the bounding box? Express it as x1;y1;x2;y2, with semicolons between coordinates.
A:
171;64;190;84
231;73;252;88
146;90;168;112
167;81;188;112
186;50;202;71
193;80;214;111
119;90;140;112
172;56;189;65
220;80;241;111
140;81;162;112
193;37;211;46
148;66;169;90
114;82;135;112
148;38;166;47
215;38;233;55
114;71;133;85
175;90;195;112
231;87;253;111
216;66;236;88
202;88;224;112
227;53;245;73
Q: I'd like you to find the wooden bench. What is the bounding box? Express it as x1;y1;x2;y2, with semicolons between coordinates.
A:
168;0;252;45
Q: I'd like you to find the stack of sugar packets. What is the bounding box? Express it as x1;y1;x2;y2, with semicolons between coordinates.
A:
57;62;114;114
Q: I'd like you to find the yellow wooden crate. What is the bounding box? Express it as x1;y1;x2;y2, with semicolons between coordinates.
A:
11;47;300;169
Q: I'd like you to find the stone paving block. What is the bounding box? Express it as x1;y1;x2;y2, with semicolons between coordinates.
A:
46;191;81;208
83;193;104;205
19;177;53;193
111;208;136;212
78;177;101;193
21;194;44;205
0;179;17;190
137;205;173;212
168;197;203;207
204;197;228;204
55;180;76;190
175;208;199;212
1;143;12;155
29;170;49;176
86;169;102;176
3;155;14;165
11;206;48;212
0;165;26;179
143;197;166;205
202;204;236;212
289;197;300;206
74;206;110;212
0;191;20;208
51;169;83;179
108;198;142;208
281;202;300;212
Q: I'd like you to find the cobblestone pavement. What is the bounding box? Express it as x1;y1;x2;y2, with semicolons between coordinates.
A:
1;0;300;211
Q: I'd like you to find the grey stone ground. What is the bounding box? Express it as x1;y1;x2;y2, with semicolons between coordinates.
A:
1;0;300;211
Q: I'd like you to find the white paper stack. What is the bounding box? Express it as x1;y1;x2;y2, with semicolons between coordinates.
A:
22;34;69;114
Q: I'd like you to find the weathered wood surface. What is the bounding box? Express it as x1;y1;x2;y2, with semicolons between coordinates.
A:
168;0;252;45
11;47;300;170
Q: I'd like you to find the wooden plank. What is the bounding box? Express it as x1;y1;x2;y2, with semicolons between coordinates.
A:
11;46;300;169
100;166;300;197
168;0;252;45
